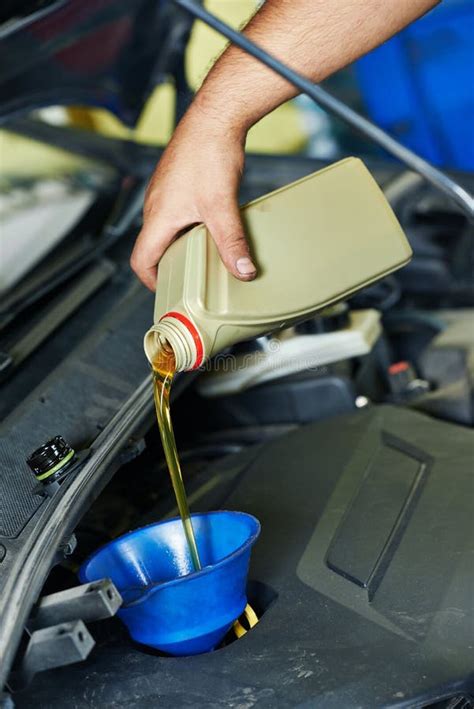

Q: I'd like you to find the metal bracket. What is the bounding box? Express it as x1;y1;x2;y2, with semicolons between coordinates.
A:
29;579;122;631
7;621;94;691
7;580;122;691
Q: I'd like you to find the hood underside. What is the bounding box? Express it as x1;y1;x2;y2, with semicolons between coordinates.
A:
0;0;192;125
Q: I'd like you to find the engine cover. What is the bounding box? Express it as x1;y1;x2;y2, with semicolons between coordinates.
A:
20;405;474;707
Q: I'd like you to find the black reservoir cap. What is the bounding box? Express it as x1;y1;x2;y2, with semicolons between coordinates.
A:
27;436;75;483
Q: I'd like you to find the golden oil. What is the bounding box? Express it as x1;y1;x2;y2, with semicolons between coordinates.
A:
152;343;201;571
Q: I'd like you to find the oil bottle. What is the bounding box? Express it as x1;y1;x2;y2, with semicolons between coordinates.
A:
144;158;412;371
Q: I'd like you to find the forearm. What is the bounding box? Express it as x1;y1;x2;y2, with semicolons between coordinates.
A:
191;0;440;137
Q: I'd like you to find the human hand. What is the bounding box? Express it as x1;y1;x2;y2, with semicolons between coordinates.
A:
131;107;257;291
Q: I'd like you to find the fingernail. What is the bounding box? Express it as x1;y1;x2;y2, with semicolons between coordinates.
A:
236;257;256;276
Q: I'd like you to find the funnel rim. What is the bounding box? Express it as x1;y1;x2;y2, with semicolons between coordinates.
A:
79;510;260;600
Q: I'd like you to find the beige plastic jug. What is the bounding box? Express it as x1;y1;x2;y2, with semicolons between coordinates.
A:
144;157;412;371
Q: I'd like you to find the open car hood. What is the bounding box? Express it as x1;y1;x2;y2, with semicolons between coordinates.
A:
0;0;192;125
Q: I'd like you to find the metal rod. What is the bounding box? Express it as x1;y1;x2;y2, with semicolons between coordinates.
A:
173;0;474;219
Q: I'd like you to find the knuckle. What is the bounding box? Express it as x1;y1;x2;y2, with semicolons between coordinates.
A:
129;253;140;273
199;191;230;213
130;246;147;273
219;231;246;250
143;188;167;220
143;196;159;219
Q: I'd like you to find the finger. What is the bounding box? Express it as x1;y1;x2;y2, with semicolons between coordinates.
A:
205;197;257;281
130;218;178;292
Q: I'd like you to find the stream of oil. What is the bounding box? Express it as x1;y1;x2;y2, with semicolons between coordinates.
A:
152;345;202;571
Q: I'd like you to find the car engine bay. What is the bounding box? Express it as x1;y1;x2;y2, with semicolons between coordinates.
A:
0;2;473;707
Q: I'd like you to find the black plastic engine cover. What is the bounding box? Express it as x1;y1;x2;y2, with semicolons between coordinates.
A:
19;406;474;708
414;310;474;426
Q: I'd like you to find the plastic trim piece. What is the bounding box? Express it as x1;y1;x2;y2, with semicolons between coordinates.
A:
0;374;154;688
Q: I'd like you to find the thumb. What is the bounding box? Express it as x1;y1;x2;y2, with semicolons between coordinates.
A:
205;197;257;281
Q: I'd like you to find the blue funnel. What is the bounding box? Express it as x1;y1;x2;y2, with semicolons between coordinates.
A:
79;511;260;656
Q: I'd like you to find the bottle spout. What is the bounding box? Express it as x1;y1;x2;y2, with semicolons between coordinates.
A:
144;313;205;372
144;327;163;365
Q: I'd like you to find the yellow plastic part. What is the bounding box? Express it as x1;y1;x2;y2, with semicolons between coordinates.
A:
186;0;307;154
68;82;176;146
233;604;259;639
66;0;307;154
0;130;98;179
